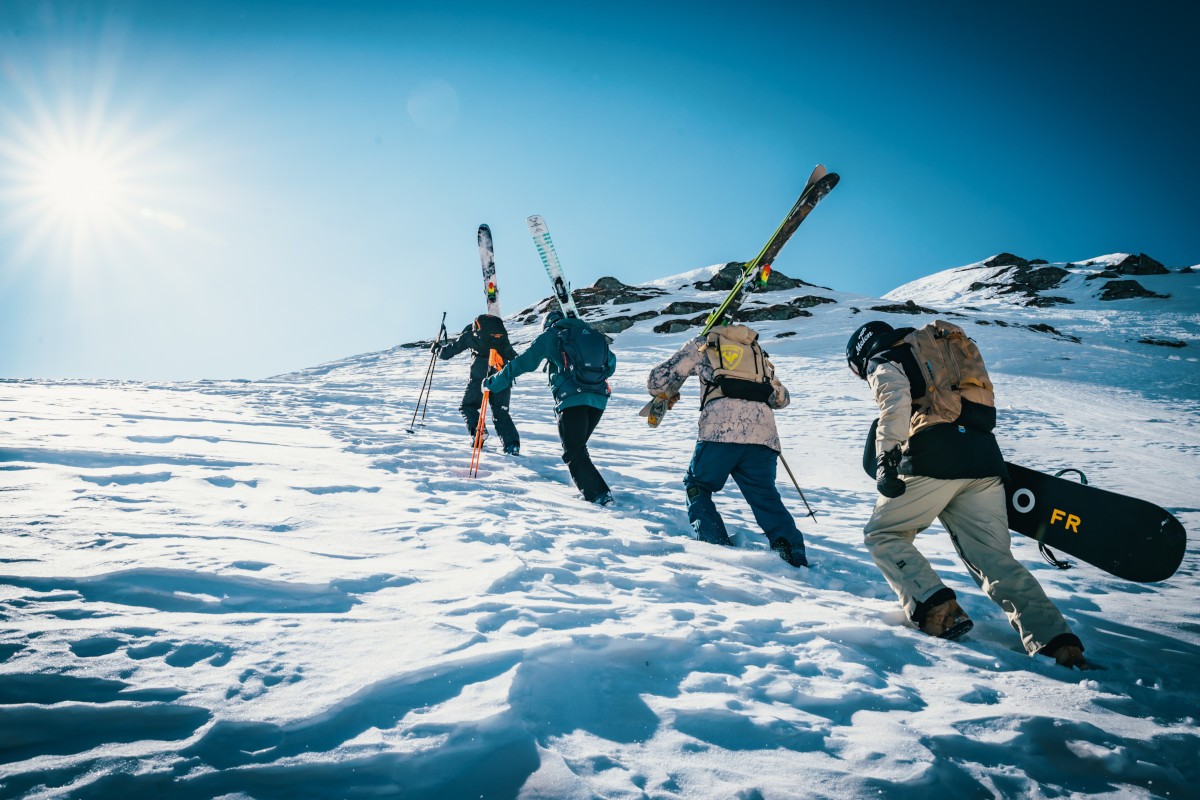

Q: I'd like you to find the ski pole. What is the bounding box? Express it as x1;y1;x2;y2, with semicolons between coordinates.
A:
417;316;448;426
469;348;505;479
407;312;447;434
469;390;489;478
778;452;817;522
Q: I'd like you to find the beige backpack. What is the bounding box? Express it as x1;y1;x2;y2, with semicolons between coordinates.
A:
700;324;776;406
902;320;995;435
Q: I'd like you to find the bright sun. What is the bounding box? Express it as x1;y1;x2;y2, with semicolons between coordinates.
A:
1;116;148;270
36;150;125;218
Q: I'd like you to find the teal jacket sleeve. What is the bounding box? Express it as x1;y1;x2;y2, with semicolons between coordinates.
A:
486;330;554;393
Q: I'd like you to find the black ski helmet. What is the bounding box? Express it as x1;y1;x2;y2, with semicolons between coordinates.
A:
846;321;896;379
543;308;565;330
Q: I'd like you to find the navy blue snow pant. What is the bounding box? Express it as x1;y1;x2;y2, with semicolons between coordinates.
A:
684;441;805;554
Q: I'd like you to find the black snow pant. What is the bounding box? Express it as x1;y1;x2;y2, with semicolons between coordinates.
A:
460;380;519;449
557;405;609;502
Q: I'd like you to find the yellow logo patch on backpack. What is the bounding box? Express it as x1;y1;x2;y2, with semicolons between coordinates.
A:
719;343;745;370
903;320;995;436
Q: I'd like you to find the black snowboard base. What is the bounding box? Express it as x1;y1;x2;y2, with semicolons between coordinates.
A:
860;421;1187;582
1003;462;1185;583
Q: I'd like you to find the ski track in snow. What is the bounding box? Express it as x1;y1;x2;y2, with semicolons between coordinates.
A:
1;261;1198;799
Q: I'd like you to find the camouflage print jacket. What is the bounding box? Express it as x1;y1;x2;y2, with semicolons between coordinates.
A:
647;333;789;452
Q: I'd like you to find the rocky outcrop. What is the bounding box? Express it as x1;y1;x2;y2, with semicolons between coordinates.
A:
514;276;668;325
662;301;718;316
591;311;661;334
969;256;1069;301
1023;323;1081;343
738;306;814;323
693;263;815;293
573;276;669;308
983;253;1030;269
974;319;1080;343
1138;337;1186;348
1025;295;1075;307
1098;280;1170;301
1112;253;1168;276
653;315;707;335
869;300;939;315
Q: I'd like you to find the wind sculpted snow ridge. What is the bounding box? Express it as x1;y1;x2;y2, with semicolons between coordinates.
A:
0;257;1197;799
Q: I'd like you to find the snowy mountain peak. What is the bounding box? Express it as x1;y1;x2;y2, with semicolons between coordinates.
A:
886;251;1188;309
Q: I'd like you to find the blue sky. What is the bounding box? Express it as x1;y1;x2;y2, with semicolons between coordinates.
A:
1;0;1196;379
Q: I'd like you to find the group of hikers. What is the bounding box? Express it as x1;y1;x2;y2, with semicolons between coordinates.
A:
431;307;1089;670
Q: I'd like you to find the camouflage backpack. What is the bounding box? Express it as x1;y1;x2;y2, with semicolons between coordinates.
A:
901;320;995;435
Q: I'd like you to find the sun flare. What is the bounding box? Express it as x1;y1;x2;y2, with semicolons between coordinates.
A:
1;107;161;271
32;147;128;224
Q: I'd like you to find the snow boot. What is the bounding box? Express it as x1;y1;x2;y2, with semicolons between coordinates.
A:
504;442;520;456
1049;644;1091;670
770;537;808;568
594;491;614;507
920;598;973;640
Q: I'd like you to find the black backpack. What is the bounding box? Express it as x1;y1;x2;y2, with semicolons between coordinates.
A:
473;315;511;360
552;321;611;399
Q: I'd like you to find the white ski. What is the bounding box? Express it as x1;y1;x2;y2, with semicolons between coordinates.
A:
526;215;580;319
478;224;500;317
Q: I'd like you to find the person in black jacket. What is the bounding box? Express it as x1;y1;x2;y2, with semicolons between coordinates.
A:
436;314;520;455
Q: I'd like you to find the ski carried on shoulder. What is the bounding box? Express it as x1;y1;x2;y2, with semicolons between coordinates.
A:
526;215;581;318
641;164;840;427
470;223;503;478
700;164;838;337
479;224;501;317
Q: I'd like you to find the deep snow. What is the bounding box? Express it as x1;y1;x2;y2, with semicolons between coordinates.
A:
1;256;1198;799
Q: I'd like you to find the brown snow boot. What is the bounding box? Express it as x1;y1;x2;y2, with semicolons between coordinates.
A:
1049;644;1090;670
920;598;973;640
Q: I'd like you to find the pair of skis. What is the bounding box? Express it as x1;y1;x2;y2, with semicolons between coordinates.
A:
468;219;577;476
640;164;840;426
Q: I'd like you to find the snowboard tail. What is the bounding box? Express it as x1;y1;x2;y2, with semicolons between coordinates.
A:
1004;463;1186;583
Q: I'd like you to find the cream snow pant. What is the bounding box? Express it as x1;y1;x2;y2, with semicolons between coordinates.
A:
863;476;1073;655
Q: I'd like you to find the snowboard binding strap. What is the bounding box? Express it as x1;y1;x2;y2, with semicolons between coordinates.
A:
1038;468;1090;570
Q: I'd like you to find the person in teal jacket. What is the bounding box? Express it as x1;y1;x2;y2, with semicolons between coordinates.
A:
484;309;617;505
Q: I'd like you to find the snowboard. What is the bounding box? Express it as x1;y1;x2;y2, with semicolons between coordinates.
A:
1003;462;1185;583
478;224;500;317
861;421;1186;582
526;215;580;319
641;165;840;427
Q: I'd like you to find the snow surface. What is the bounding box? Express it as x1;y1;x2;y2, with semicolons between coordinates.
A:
2;258;1198;799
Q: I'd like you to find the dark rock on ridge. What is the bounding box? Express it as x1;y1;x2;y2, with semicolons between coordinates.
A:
1098;280;1170;301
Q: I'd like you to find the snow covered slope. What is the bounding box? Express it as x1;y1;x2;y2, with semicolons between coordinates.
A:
1;256;1198;799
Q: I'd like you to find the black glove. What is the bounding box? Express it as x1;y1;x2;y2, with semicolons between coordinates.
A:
429;340;442;355
876;447;907;498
